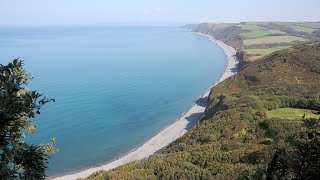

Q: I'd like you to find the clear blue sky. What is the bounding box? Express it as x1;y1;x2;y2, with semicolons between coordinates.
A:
1;0;319;26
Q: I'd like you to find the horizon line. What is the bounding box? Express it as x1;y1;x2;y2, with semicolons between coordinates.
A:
0;20;319;28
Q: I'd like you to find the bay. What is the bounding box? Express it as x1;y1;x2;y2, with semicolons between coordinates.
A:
0;26;226;176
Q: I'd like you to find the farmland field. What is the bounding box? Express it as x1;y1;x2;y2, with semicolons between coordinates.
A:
241;29;272;39
239;24;265;31
297;22;320;29
286;24;316;33
243;35;306;45
268;30;287;34
244;46;291;56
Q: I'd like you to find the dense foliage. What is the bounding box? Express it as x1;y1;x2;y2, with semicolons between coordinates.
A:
0;59;54;179
84;43;320;180
266;119;320;179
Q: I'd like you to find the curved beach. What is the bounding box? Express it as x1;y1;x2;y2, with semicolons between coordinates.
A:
52;34;238;180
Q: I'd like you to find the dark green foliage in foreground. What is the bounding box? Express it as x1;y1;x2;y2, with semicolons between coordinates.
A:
266;119;320;179
85;43;320;180
0;59;54;179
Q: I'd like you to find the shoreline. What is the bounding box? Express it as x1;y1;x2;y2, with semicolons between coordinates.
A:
52;32;239;180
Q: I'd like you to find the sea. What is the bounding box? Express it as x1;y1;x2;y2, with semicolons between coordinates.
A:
0;26;226;176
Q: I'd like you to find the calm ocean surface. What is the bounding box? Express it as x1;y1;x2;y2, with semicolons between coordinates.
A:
0;26;226;176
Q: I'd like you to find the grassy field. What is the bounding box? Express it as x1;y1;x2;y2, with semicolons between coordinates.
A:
239;22;319;60
286;24;316;33
239;24;265;31
268;30;287;34
239;24;287;39
243;35;306;45
241;29;272;39
238;22;318;59
266;108;320;120
244;46;291;56
297;22;320;29
239;24;270;39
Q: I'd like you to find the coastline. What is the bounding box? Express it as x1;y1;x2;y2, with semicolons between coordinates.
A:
52;33;239;180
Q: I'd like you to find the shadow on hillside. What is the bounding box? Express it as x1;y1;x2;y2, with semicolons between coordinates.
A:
195;97;208;107
231;65;239;73
231;56;239;73
185;112;204;130
155;112;204;154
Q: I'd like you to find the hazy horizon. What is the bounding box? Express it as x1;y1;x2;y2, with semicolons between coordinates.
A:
1;0;320;27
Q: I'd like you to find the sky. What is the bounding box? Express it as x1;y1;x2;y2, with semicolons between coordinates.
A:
0;0;320;26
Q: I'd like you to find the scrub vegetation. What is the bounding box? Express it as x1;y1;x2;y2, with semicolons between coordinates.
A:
83;41;320;179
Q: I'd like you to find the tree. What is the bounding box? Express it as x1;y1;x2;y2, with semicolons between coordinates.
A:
0;59;55;179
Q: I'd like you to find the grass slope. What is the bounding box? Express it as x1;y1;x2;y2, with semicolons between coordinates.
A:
84;43;320;180
266;108;320;120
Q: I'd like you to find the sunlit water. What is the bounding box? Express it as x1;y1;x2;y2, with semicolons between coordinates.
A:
0;26;226;176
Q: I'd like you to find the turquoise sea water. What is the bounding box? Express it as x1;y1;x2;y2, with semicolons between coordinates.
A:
0;26;226;176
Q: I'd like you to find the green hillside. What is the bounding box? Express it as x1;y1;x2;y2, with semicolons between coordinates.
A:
187;22;320;61
83;43;320;179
